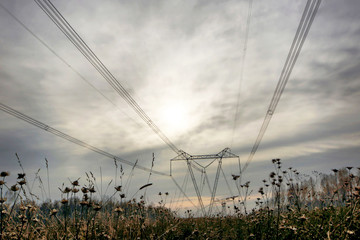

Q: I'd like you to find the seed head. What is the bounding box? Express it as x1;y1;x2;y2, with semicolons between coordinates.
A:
17;173;26;179
81;187;88;193
61;199;68;204
114;207;123;213
93;204;101;211
114;186;122;192
50;209;58;216
0;172;9;177
10;184;19;192
62;187;71;194
80;201;89;206
18;179;26;186
300;214;307;221
72;180;79;186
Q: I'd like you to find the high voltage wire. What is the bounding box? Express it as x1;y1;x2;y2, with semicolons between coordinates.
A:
242;0;322;173
0;102;200;209
231;0;253;148
0;2;142;129
34;0;179;154
0;102;169;177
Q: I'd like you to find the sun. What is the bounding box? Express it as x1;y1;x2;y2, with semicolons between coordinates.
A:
159;102;189;134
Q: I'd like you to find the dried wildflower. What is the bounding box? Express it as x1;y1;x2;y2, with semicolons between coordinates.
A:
300;214;307;221
80;201;89;206
346;167;353;171
20;205;27;212
114;207;123;213
72;188;79;193
83;194;89;201
89;186;96;193
10;184;19;192
165;192;169;196
120;193;125;199
332;169;338;173
72;180;79;186
61;187;71;194
61;199;68;204
81;187;88;193
17;173;26;179
158;192;162;196
270;172;276;178
0;198;6;203
93;204;101;211
50;209;58;216
0;171;9;177
0;180;4;185
115;185;122;191
18;179;26;186
232;174;240;180
19;214;27;223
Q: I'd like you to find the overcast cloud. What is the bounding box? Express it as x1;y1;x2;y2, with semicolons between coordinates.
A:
0;0;359;213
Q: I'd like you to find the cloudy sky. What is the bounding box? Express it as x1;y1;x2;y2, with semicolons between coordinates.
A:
1;0;359;213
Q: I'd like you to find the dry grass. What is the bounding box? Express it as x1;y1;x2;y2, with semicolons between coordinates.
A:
0;158;359;239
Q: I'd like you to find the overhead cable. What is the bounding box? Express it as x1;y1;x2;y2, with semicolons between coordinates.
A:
242;0;322;173
0;102;169;176
34;0;179;154
231;0;253;147
0;2;142;128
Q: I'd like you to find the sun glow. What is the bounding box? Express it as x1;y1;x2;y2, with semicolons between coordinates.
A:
160;103;189;134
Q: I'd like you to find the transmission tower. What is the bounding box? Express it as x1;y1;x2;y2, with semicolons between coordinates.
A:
170;148;240;216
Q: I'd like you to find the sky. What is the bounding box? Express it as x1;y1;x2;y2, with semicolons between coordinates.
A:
0;0;360;214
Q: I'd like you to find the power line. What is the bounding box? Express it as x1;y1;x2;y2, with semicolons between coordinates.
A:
0;2;143;128
242;0;322;173
231;0;253;147
34;0;179;154
0;102;202;211
0;102;169;177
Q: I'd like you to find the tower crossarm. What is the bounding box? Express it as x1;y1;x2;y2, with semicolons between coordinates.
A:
171;148;239;161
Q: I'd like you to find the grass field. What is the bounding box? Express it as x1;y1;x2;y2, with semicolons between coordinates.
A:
0;158;359;239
